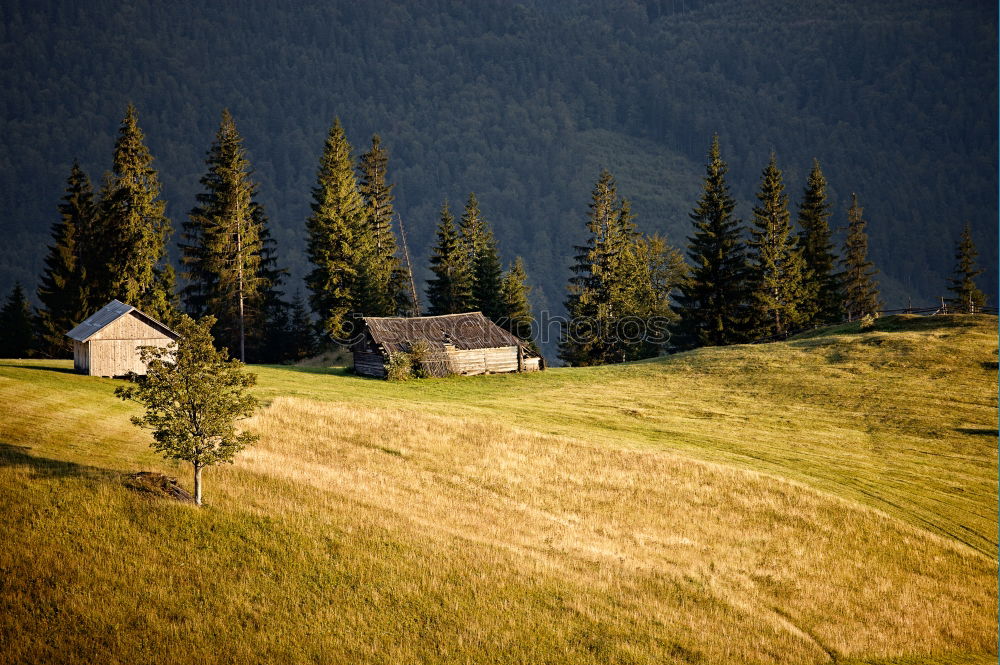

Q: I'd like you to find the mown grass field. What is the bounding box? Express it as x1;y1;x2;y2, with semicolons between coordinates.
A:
0;314;996;664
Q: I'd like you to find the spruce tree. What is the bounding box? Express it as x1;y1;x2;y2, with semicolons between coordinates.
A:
94;104;173;312
357;134;402;315
746;153;807;338
181;110;271;361
672;136;750;348
625;233;686;358
305;117;366;338
840;193;881;321
426;201;474;315
460;194;504;321
0;284;34;358
559;170;637;366
946;223;986;313
286;292;318;360
796;159;843;326
36;162;95;356
498;257;536;350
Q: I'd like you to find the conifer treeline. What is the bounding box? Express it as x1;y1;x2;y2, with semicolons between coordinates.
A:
556;135;986;366
9;112;990;365
26;107;538;362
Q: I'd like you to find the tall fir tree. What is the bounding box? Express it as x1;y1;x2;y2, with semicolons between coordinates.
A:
460;193;504;321
181;110;277;361
0;283;34;358
93;104;174;314
625;233;686;358
559;170;638;366
746;153;807;338
498;257;536;350
946;223;986;313
840;193;881;320
286;291;318;361
426;201;474;315
305;117;367;338
672;136;751;348
796;159;843;326
36;162;95;357
357;134;403;315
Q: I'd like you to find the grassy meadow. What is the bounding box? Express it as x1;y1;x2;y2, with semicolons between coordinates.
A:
0;314;996;664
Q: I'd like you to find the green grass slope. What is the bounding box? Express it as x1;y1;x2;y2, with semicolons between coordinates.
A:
0;315;996;664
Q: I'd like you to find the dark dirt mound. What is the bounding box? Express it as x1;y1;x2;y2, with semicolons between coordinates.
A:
125;471;194;503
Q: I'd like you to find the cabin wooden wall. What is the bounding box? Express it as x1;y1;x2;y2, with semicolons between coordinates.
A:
353;343;536;379
78;312;175;377
444;346;519;376
87;337;174;377
89;313;172;341
353;351;387;378
73;340;89;373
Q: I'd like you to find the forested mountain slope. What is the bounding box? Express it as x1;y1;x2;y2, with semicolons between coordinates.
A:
0;0;995;320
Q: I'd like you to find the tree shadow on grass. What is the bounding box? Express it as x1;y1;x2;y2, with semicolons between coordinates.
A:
0;442;117;481
955;428;999;437
0;363;78;375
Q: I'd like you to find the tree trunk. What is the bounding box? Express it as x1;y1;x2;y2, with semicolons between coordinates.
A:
237;226;245;363
194;464;203;506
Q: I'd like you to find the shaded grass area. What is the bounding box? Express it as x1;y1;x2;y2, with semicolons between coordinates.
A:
0;314;996;663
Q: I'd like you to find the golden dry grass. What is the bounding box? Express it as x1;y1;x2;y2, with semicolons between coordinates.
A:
0;314;996;664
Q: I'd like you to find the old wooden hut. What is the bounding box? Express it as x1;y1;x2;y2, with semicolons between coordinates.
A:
352;312;542;379
66;300;179;377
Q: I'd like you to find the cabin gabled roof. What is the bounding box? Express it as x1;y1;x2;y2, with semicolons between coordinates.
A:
66;299;179;342
358;312;534;355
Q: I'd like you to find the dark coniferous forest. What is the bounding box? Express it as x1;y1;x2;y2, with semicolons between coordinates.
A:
0;0;996;356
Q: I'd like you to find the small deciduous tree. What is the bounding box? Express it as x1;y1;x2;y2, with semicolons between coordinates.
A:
115;315;259;506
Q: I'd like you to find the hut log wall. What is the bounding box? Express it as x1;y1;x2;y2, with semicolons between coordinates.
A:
353;351;388;378
83;311;175;377
444;346;519;376
88;337;173;377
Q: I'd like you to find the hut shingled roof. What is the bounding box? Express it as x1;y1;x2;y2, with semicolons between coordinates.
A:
359;312;534;355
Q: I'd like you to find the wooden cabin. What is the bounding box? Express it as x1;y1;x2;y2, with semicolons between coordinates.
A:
352;312;543;379
66;300;179;377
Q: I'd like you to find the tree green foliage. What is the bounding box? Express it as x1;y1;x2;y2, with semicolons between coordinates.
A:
286;292;318;361
460;194;504;321
946;223;987;313
672;136;750;348
36;163;95;357
357;134;403;316
0;283;34;358
180;110;281;361
561;171;682;366
796;159;843;326
498;257;536;350
115;315;259;506
426;201;474;315
840;194;882;321
93;104;174;315
626;233;687;357
746;154;807;338
305;118;367;338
